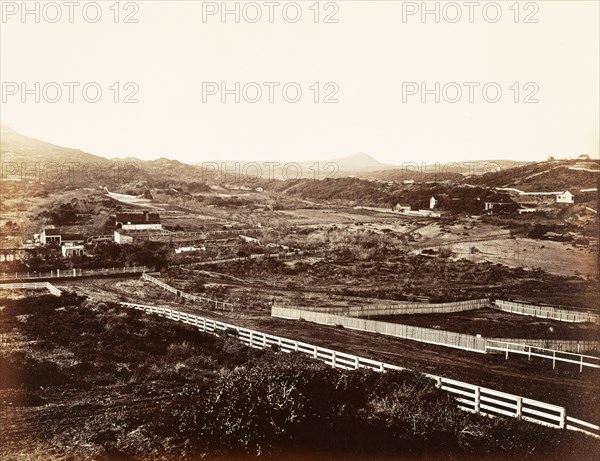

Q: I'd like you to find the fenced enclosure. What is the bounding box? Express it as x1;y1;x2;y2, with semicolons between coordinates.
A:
493;300;600;324
118;301;600;438
0;281;62;296
142;273;233;310
272;305;488;352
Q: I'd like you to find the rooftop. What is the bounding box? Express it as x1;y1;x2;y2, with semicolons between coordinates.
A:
116;211;161;224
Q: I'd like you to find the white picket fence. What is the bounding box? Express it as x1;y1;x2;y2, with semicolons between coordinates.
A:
486;340;600;372
117;301;599;438
493;300;600;324
297;299;490;317
0;266;149;281
142;273;233;310
0;282;62;296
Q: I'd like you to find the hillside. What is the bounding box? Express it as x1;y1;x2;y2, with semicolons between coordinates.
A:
465;160;599;192
0;125;111;167
0;126;210;188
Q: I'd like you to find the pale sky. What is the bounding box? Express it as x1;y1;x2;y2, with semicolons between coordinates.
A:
1;0;598;165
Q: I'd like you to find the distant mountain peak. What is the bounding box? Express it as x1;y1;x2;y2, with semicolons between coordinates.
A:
329;152;395;172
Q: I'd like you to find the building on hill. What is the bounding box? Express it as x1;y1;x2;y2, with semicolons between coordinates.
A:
40;227;62;245
39;228;85;246
38;228;85;258
429;196;438;209
115;211;162;230
482;195;519;214
61;242;84;258
556;191;574;204
393;203;411;212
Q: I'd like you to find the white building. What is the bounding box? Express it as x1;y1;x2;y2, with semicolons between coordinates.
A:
115;212;162;231
61;243;84;258
556;191;574;204
430;197;438;209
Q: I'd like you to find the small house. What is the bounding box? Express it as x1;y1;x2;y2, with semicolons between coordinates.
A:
40;228;62;245
394;203;411;212
61;242;84;258
115;211;162;230
556;191;574;204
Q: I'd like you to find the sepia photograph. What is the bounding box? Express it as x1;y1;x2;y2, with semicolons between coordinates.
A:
0;1;599;460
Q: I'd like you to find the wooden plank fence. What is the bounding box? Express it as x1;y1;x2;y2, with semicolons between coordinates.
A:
117;301;600;438
493;300;600;324
0;282;62;296
141;273;233;311
272;306;487;353
296;298;490;317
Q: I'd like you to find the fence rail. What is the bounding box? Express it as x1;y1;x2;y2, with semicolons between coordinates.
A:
489;337;599;354
0;266;149;281
0;281;62;296
142;273;233;310
117;301;600;438
485;340;600;372
493;300;600;324
148;228;264;242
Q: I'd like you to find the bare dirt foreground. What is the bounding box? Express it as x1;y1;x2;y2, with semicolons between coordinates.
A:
64;278;600;424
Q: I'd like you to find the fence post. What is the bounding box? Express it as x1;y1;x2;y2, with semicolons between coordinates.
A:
558;408;566;429
516;397;523;420
580;355;584;373
553;351;556;370
474;387;481;414
506;343;509;360
332;351;337;368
